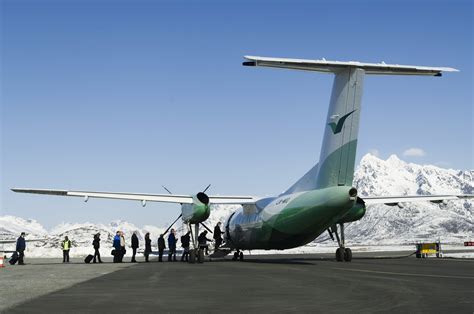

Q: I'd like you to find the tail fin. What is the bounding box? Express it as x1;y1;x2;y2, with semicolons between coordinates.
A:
316;67;364;188
243;56;458;193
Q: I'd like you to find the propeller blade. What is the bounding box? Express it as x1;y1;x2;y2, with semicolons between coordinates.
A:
163;214;183;235
162;185;173;195
200;222;213;234
202;184;211;193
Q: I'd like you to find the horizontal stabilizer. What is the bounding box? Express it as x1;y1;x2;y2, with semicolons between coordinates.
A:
243;56;458;76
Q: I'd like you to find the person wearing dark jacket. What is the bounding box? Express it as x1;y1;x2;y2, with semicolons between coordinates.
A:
157;234;166;262
113;231;121;263
213;222;224;249
131;232;139;263
119;231;126;262
144;233;152;262
92;233;102;263
180;231;191;262
61;236;72;263
16;232;26;265
198;231;212;255
167;229;177;262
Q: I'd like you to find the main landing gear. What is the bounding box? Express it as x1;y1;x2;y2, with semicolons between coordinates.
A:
232;250;244;261
329;223;352;262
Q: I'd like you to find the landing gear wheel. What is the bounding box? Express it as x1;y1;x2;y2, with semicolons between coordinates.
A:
344;248;352;262
239;252;244;261
189;249;196;264
198;249;205;263
336;248;344;262
233;252;238;261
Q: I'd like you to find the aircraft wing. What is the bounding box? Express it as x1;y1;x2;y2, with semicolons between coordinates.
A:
363;194;473;206
0;240;16;244
0;239;47;244
11;188;256;205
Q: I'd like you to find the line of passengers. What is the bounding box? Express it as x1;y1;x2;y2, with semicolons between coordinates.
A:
11;222;224;265
110;222;223;263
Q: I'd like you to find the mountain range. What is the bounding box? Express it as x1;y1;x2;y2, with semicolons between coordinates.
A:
1;153;472;257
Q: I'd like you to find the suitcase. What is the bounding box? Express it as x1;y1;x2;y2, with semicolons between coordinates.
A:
9;252;19;265
84;254;94;264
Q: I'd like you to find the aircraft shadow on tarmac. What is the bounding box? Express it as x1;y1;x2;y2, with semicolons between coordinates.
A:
211;252;417;265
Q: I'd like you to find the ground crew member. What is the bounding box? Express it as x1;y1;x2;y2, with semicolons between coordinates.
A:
131;232;139;263
180;231;191;262
62;236;72;263
16;232;26;265
113;231;121;263
144;233;152;262
167;229;177;262
213;222;224;249
158;234;165;262
92;233;102;263
198;231;212;255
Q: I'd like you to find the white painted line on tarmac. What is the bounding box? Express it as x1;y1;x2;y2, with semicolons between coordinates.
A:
332;267;474;280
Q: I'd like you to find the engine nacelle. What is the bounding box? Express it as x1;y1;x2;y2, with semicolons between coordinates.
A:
337;197;366;223
181;192;210;224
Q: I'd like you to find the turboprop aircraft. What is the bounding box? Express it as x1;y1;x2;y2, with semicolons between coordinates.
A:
12;55;473;263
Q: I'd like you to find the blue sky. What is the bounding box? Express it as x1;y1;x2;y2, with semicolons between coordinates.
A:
1;0;472;229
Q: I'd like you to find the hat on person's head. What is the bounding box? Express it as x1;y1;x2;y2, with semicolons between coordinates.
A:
21;232;26;236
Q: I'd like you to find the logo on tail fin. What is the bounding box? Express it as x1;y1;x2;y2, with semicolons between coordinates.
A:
328;110;356;134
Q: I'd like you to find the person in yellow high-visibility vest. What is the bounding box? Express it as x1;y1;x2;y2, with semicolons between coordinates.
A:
62;236;72;263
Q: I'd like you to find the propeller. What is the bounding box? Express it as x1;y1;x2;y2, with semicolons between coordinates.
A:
200;222;213;234
163;214;183;236
162;185;173;195
159;184;213;236
202;184;211;193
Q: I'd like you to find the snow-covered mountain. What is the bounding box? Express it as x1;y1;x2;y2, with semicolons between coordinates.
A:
1;154;472;257
346;154;473;245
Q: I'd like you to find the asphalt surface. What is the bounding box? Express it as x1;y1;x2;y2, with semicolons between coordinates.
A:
0;257;134;311
2;253;473;313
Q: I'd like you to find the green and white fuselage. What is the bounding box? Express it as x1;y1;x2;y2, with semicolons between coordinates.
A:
225;186;362;250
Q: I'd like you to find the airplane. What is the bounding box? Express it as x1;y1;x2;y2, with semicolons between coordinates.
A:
12;55;473;263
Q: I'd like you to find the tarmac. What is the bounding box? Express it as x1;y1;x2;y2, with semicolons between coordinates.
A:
1;252;473;313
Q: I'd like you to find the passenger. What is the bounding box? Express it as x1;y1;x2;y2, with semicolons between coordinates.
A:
157;234;166;262
16;232;26;265
198;231;212;255
167;229;177;262
113;231;121;263
62;236;72;263
119;231;126;262
92;233;102;263
131;232;139;263
213;222;224;249
144;233;152;262
180;231;191;262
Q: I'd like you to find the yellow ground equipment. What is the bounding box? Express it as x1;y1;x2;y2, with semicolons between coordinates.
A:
415;242;442;258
